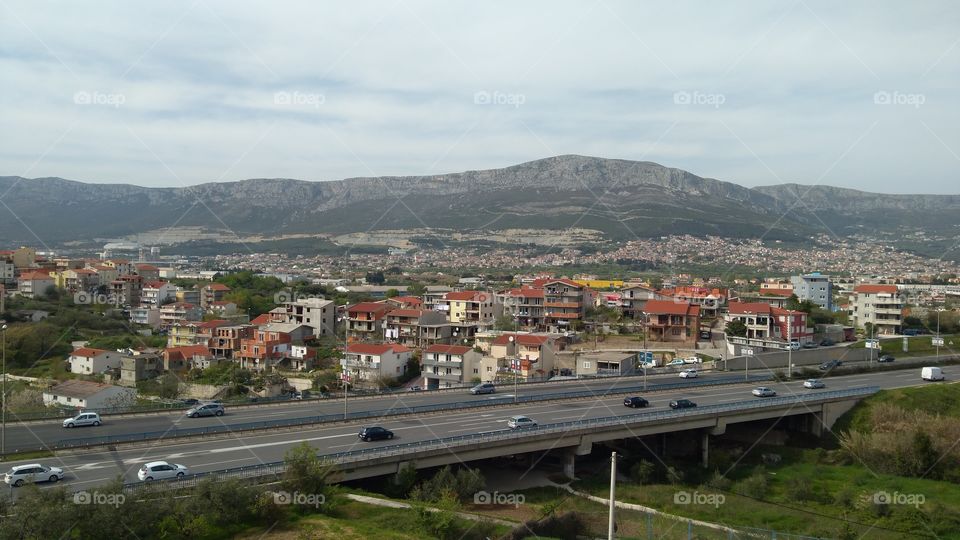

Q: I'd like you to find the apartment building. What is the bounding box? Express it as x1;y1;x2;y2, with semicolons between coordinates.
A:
488;333;562;381
618;284;661;319
497;287;546;330
238;328;292;371
199;283;231;309
383;309;448;349
725;302;811;345
659;286;727;318
346;302;392;342
159;302;203;327
111;274;143;306
18;271;54;299
850;284;904;335
791;272;833;310
68;347;123;375
209;324;255;359
443;291;496;325
140;281;177;308
542;279;594;332
129;306;161;328
421;344;482;389
281;297;335;337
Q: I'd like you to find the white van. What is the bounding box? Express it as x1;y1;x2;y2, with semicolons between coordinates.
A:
921;367;944;381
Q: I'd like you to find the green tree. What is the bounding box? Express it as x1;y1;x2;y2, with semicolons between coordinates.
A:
493;314;516;331
157;373;181;399
407;282;427;297
282;442;338;514
725;320;748;337
385;288;400;298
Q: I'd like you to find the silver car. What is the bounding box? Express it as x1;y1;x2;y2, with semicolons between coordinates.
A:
138;461;189;481
186;403;224;418
751;387;777;397
803;379;826;389
63;412;102;428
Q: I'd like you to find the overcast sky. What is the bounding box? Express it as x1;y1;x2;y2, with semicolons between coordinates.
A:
2;1;958;193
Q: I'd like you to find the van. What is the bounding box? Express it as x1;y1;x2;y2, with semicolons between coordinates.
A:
921;367;944;381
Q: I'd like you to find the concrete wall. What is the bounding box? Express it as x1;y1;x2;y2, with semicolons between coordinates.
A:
719;346;872;372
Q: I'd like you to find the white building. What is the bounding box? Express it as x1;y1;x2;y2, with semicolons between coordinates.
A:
851;284;904;335
129;306;161;328
43;380;136;409
282;297;336;337
68;347;124;375
791;272;833;311
140;281;177;308
341;343;412;386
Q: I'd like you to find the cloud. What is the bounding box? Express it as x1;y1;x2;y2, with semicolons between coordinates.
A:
0;0;958;193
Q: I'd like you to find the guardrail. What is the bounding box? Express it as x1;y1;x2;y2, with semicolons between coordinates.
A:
53;375;774;450
121;385;880;493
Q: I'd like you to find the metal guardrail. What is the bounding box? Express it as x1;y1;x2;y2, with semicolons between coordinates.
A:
54;375;773;450
121;385;880;493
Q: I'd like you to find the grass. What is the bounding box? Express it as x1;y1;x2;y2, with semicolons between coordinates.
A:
848;334;960;357
833;383;960;434
569;447;960;539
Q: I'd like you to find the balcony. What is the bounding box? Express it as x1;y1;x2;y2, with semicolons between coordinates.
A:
342;359;381;370
423;371;463;382
422;359;463;368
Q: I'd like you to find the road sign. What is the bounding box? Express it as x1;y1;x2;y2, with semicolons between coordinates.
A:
865;339;880;349
742;348;754;356
903;337;908;352
933;337;945;347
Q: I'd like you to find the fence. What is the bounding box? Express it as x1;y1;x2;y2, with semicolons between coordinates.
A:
120;386;880;493
54;374;775;450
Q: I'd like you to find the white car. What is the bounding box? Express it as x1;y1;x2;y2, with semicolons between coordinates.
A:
4;464;64;487
138;461;189;481
507;415;537;429
63;412;102;428
679;369;698;379
752;387;776;397
803;379;825;389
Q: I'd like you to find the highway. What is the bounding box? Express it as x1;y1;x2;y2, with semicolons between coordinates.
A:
1;371;750;452
1;367;943;495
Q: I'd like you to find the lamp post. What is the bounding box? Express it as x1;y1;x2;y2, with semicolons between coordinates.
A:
2;322;6;457
936;308;944;358
508;335;518;403
787;313;793;379
743;347;753;381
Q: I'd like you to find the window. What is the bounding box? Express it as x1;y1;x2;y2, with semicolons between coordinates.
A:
486;366;492;372
582;361;591;369
473;368;478;374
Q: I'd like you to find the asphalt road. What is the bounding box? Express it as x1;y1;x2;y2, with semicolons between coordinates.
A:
2;367;945;495
1;370;747;452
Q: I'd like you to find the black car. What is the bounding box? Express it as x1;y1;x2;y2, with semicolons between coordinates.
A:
624;396;649;408
699;330;712;340
819;338;835;347
358;426;394;442
180;398;199;407
819;360;843;371
878;354;895;363
669;399;697;409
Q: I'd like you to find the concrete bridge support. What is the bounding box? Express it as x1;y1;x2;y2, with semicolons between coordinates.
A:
562;439;594;479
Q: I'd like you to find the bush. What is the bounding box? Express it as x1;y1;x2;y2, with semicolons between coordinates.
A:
704;469;731;491
412;465;485;504
737;467;769;499
784;476;814;502
629;460;657;484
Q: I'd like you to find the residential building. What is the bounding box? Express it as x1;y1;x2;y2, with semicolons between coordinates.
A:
209;324;255;359
140;281;177;308
418;320;454;349
134;263;160;281
384;309;447;349
208;301;238;317
129;306;161;328
346;302;392;342
199;283;231;308
759;280;794;295
488;333;562;380
255;322;313;343
162;345;212;372
289;345;316;371
43;380;136;409
111;274;143;306
238;328;292;371
159;302;203;327
443;291;496;325
725;302;811;346
850;284;904;335
385;296;422;309
659;286;727;318
0;256;15;284
421;344;482;389
68;347;124;375
542;279;595;332
176;287;201;305
102;259;133;275
90;265;118;287
341;343;412;386
643;299;700;342
497;287;545;330
17;271;54;299
791;272;833;310
119;352;163;387
281;297;335;337
51;268;98;293
618;284;662;319
562;351;637;377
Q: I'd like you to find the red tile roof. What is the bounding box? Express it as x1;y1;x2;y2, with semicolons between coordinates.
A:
347;343;403;355
18;271;52;280
348;302;392;314
164;345;210;359
643;299;700;317
504;287;545;298
70;347;108;358
492;334;551;346
854;284;898;294
727;302;805;317
204;283;231;291
425;344;473;355
387;309;424;318
542;278;582;288
135;264;159;271
143;281;169;289
250;314;272;325
444;291;489;302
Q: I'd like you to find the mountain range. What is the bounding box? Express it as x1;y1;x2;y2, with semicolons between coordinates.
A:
1;155;958;249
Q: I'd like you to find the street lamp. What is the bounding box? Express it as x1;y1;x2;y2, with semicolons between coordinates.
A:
936;308;945;358
787;313;793;379
508;335;518;402
2;322;6;457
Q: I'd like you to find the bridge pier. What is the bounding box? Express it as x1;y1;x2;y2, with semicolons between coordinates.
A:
701;431;709;469
563;448;576;479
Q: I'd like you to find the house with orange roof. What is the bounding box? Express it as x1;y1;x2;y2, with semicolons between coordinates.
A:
17;271;54;299
385;296;423;309
383;308;447;349
68;346;123;375
489;333;563;381
725;302;811;346
134;263;160;281
851;284;903;335
542;279;595;332
140;280;177;308
659;286;728;318
642;299;700;343
199;282;231;309
496;287;546;330
442;290;496;325
238;327;293;371
346;302;392;342
162;344;214;372
341;343;412;387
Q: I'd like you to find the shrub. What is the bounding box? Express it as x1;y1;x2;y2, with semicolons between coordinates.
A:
737;467;769;499
629;460;657;484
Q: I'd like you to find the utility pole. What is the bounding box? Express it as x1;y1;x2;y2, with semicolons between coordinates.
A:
937;308;944;358
608;451;617;540
787;313;793;379
2;322;6;457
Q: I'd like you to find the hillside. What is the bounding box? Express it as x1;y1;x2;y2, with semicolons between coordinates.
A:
1;155;956;246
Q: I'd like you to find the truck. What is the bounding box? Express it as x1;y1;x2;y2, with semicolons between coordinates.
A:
921;367;945;381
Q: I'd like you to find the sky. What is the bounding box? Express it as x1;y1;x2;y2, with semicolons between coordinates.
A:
1;1;958;194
